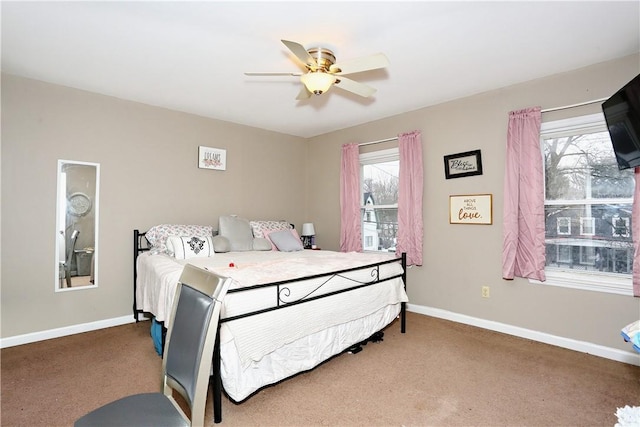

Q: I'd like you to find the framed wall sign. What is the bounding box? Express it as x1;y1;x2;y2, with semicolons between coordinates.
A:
198;146;227;170
443;149;483;179
449;194;493;225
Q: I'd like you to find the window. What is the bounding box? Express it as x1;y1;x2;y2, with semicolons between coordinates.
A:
557;245;573;264
360;148;399;252
612;216;630;237
539;113;635;295
557;217;571;235
365;235;373;248
579;246;595;265
580;217;595;235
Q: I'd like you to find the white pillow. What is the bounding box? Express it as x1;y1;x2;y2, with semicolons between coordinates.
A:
166;235;214;259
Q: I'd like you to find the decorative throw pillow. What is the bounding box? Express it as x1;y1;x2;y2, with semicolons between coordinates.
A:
218;215;254;251
252;237;273;251
266;229;304;252
212;235;231;253
145;224;213;252
249;220;292;239
166;235;214;259
263;228;302;251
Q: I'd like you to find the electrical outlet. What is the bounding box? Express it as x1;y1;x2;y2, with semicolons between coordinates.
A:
481;286;490;298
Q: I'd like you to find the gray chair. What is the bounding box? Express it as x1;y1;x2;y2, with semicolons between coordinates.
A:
75;265;232;427
64;229;80;288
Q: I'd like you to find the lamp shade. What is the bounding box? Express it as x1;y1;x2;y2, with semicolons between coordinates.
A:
300;72;335;95
301;223;315;236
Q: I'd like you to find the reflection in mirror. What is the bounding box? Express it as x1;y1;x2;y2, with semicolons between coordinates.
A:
55;160;99;291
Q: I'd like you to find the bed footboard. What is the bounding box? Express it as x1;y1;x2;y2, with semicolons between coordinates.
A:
211;251;407;423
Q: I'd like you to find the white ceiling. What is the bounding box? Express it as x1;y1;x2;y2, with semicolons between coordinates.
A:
2;1;639;138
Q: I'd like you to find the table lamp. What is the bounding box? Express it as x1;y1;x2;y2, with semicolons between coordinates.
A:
301;223;315;249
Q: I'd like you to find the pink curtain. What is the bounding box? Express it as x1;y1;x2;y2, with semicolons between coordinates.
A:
397;131;424;266
340;143;363;252
502;107;546;281
632;168;640;297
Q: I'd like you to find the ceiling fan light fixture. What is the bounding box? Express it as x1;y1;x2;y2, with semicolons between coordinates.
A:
301;72;336;95
247;40;388;100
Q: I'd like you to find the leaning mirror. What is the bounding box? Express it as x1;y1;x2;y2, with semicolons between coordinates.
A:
55;160;99;291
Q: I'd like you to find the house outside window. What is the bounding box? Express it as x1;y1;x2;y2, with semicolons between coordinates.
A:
360;148;399;252
540;113;635;295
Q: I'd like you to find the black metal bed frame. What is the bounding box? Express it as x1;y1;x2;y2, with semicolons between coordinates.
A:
133;229;407;423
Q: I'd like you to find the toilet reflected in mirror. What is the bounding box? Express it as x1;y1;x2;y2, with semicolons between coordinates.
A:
55;160;99;291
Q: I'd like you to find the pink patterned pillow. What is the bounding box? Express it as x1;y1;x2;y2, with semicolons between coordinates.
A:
145;224;213;252
249;220;292;239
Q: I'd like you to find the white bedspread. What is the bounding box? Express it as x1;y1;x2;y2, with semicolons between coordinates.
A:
136;250;407;369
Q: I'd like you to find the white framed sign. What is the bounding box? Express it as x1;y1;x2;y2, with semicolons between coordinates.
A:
198;146;227;170
449;194;493;225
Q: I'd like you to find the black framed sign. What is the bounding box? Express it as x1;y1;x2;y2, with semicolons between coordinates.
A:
443;149;483;179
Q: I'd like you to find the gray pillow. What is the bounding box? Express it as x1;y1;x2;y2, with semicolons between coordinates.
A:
268;230;303;252
212;235;231;253
218;215;254;251
252;237;272;251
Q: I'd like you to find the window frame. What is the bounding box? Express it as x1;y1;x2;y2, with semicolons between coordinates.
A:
579;217;595;236
359;147;399;253
556;217;571;235
532;113;634;296
612;216;630;238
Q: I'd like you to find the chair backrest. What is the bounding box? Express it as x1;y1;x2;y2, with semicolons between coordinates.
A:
162;264;231;427
65;229;80;266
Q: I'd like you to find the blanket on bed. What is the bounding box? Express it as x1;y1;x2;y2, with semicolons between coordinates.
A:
136;250;408;368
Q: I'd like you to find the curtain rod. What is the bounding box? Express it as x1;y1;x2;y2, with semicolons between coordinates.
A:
541;97;608;113
358;136;398;147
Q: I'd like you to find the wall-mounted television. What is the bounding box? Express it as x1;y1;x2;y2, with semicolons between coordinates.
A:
602;73;640;170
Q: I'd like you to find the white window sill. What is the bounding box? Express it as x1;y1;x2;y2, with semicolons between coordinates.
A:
529;269;633;296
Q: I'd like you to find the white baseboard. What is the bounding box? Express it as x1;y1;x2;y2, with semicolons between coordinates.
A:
406;303;640;366
0;315;138;349
3;307;638;367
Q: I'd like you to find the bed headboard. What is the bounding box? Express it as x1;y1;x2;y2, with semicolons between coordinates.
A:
133;229;151;320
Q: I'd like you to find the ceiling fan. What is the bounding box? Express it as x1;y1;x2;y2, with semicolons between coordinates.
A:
245;39;389;100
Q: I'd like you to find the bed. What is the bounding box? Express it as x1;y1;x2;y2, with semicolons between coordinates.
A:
133;218;408;423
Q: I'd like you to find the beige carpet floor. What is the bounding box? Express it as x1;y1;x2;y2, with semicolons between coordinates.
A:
2;312;639;426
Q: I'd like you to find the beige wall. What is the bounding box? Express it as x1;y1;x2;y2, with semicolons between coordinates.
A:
2;54;640;353
1;74;306;337
307;54;640;352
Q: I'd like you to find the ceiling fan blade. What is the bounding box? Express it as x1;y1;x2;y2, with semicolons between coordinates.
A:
244;72;303;76
281;39;315;67
329;53;389;75
334;76;377;98
296;86;311;100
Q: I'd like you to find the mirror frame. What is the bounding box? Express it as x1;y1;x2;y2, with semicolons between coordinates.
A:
55;159;100;292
